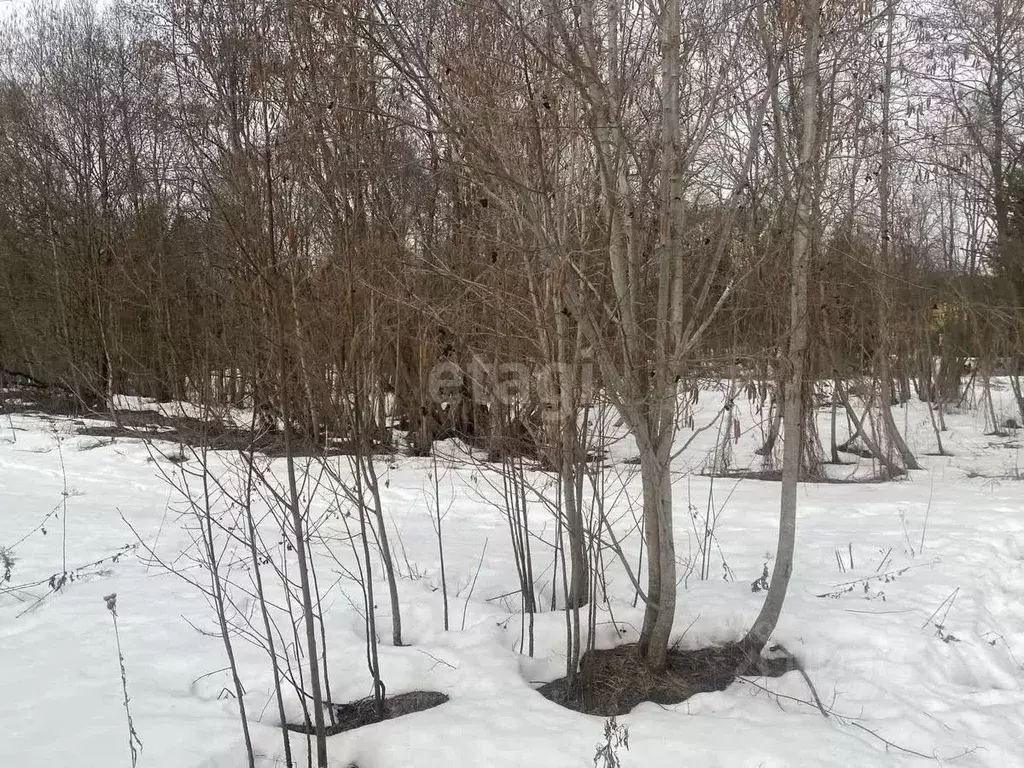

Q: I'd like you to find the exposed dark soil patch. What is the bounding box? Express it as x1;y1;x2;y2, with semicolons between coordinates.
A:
286;691;449;735
537;643;794;716
75;409;395;458
3;380;397;458
836;442;875;459
1;380;103;417
704;473;888;483
708;468;904;484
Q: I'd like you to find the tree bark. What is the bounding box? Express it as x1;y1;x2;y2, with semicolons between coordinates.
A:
742;0;820;657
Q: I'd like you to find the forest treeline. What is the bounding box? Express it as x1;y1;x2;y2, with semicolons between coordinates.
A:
0;0;1022;447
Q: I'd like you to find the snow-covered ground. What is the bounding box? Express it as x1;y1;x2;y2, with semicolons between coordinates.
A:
2;384;1024;767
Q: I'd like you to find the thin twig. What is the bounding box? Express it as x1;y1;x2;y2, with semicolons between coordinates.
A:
461;538;489;631
847;721;933;760
921;587;959;630
919;472;935;554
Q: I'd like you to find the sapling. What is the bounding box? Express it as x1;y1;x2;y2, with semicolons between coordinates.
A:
237;431;295;766
0;545;14;584
429;449;451;631
103;593;142;768
593;716;629;768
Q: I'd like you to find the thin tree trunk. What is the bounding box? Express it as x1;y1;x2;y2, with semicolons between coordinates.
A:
636;429;675;668
742;0;820;657
363;450;403;647
755;386;783;459
829;377;841;463
282;402;327;763
1009;364;1024;425
199;446;255;768
266;73;328;762
240;440;293;767
874;0;920;472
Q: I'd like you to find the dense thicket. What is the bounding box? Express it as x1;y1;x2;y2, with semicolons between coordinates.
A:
0;0;1020;435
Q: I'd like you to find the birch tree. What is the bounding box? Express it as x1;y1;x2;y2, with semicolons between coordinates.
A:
742;0;820;655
